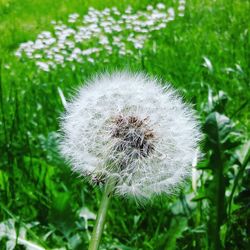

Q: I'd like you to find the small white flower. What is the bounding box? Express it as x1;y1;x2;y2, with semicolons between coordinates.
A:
54;54;64;63
178;5;185;12
99;36;109;45
36;61;50;72
147;5;153;11
119;49;126;56
15;50;22;57
133;41;144;49
87;57;94;63
60;72;201;200
68;13;80;23
15;5;185;71
34;54;42;59
168;7;175;19
156;3;165;10
125;6;132;14
157;23;167;29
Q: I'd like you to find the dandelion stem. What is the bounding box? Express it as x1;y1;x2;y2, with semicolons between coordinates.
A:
88;181;114;250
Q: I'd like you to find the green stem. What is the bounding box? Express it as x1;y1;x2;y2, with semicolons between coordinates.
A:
88;181;114;250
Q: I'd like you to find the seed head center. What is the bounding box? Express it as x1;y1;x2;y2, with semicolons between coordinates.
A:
111;115;155;159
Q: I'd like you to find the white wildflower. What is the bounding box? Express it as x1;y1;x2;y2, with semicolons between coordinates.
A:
68;13;80;23
54;54;64;63
179;0;186;4
15;4;186;71
178;5;185;12
99;35;109;45
87;57;94;63
147;5;153;11
167;7;175;20
60;72;201;200
156;3;165;10
36;61;50;72
15;50;22;57
34;54;42;59
119;49;126;56
133;41;144;49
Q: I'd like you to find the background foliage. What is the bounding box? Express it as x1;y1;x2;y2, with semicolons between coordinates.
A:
0;0;249;249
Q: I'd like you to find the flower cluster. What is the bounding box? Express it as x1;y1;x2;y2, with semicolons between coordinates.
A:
59;71;201;201
15;1;186;72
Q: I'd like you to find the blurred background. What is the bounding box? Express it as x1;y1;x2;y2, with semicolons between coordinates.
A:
0;0;249;249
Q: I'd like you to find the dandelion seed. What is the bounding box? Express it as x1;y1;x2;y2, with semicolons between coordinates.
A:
60;71;201;200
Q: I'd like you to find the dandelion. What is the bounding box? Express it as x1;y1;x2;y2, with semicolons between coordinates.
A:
59;71;201;250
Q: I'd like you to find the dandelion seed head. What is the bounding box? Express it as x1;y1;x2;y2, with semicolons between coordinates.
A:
60;71;201;201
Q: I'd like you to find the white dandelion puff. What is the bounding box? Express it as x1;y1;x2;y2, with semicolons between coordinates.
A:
59;71;201;200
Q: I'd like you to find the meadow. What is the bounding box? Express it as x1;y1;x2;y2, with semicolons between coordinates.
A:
0;0;249;249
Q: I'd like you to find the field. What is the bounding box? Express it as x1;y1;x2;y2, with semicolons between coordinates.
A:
0;0;249;249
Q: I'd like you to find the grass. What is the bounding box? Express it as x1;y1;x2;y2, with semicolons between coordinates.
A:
0;0;249;249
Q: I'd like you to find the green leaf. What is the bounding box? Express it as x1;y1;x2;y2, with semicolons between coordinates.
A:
204;112;232;148
192;192;208;202
164;218;188;250
219;223;227;248
204;90;229;113
235;140;250;166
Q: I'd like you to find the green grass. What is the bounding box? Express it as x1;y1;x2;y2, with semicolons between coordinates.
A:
0;0;249;249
